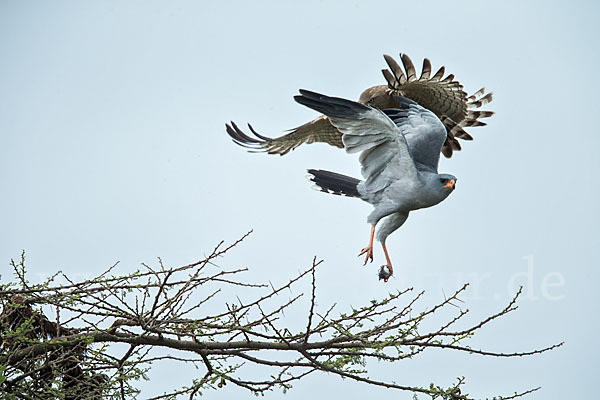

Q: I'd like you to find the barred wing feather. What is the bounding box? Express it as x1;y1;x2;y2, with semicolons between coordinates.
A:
226;53;493;158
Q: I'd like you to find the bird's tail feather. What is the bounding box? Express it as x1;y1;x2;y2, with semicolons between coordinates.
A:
307;169;360;197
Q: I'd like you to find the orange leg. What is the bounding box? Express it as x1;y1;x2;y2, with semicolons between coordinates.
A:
381;243;394;282
358;225;376;265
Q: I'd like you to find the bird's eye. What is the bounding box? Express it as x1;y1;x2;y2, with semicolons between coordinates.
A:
440;178;447;184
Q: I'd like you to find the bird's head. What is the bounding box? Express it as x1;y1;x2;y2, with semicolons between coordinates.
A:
438;174;457;192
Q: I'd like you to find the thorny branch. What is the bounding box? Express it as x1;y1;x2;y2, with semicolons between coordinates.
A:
0;232;562;399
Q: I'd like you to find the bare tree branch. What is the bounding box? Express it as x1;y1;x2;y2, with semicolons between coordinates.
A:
0;232;562;399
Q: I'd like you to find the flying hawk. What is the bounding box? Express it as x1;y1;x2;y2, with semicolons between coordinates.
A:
226;53;493;158
296;90;457;281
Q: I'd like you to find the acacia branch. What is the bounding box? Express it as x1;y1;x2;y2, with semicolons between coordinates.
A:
0;233;562;400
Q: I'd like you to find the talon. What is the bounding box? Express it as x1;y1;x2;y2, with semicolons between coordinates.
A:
358;225;376;266
358;246;374;265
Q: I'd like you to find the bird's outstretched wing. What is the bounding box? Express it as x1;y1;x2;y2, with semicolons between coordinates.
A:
294;90;420;194
225;115;342;155
381;54;493;157
225;54;492;158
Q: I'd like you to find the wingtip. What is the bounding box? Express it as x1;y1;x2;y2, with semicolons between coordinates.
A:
298;88;319;97
383;54;395;64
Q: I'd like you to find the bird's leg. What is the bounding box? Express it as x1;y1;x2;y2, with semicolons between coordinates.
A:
358;225;376;265
380;243;394;282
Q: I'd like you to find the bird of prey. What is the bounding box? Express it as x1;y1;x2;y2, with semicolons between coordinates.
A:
295;90;457;281
226;53;493;158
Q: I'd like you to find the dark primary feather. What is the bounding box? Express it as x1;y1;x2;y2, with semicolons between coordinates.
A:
294;90;370;119
383;54;406;84
401;54;417;81
420;58;432;80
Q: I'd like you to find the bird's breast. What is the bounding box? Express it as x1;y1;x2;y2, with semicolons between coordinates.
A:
385;180;443;211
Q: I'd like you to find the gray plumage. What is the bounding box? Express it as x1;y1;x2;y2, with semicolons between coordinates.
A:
300;89;457;280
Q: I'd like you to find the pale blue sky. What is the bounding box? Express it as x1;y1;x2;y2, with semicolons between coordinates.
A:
1;1;599;399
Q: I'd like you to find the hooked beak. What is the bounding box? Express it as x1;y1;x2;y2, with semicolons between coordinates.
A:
443;179;456;189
